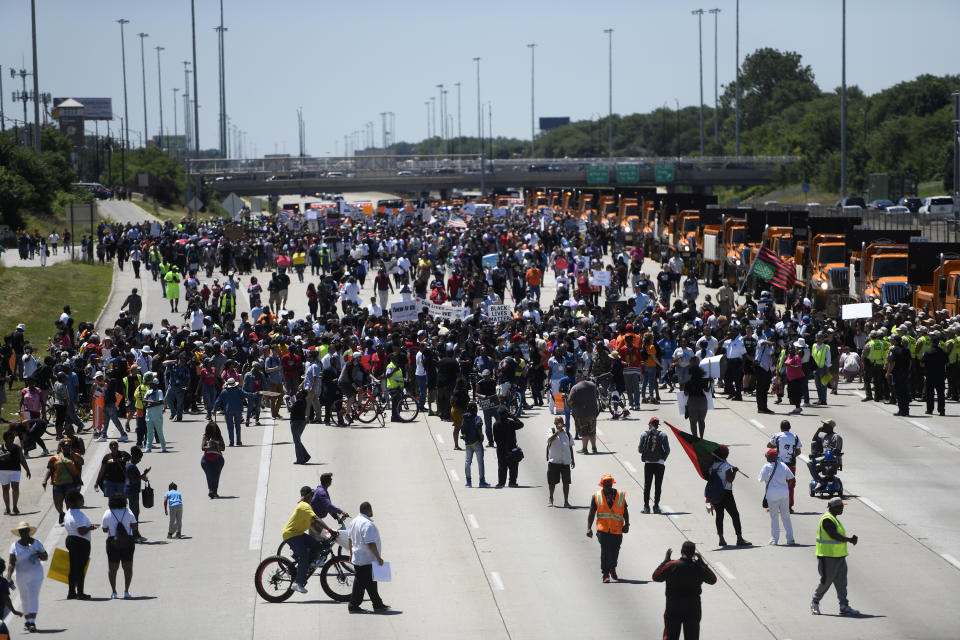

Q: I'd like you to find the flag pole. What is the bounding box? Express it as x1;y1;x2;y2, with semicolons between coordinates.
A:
737;250;759;296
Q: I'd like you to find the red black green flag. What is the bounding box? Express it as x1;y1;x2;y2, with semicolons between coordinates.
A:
666;423;723;480
748;246;796;291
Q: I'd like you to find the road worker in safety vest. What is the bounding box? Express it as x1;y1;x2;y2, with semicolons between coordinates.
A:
586;473;630;583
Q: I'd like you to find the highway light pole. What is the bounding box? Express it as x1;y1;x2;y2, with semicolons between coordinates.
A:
190;0;199;156
709;8;720;149
424;101;430;139
455;82;461;156
137;32;148;148
692;9;705;157
117;19;130;182
172;87;178;157
30;0;40;151
735;0;740;159
528;43;536;158
954;92;960;242
840;0;847;197
155;46;164;150
436;84;444;152
604;29;613;159
474;56;484;195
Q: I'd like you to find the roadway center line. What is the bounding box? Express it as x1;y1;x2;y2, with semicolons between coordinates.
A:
435;433;444;444
467;514;480;529
490;571;505;590
597;429;604;436
248;416;275;551
797;454;810;464
661;504;680;520
749;419;766;431
623;461;637;473
909;420;932;432
713;561;735;581
941;554;960;571
854;391;865;399
449;469;459;482
859;497;884;513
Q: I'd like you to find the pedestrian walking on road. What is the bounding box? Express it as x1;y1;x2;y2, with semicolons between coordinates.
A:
461;403;489;488
652;541;717;640
123;447;150;533
63;490;93;600
493;407;524;487
683;361;710;438
201;421;226;498
546;416;575;507
759;448;795;545
567;375;599;454
7;520;47;633
921;332;948;416
101;494;138;600
164;482;184;539
706;445;750;547
586;474;629;583
143;373;166;452
638;417;669;514
811;497;860;616
347;502;390;613
286;389;311;465
769;420;800;510
0;429;30;515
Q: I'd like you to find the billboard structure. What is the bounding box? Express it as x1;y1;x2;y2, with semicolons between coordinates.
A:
52;97;113;121
539;117;570;131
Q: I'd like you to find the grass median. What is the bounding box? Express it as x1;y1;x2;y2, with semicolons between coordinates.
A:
0;261;113;422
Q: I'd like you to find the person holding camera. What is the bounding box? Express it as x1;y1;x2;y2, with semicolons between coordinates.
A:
652;541;717;640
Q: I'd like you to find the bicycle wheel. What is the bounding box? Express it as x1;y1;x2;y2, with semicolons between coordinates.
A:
608;394;625;419
507;392;522;418
319;555;356;602
44;420;58;437
356;392;379;424
255;555;296;603
395;392;420;422
75;405;90;422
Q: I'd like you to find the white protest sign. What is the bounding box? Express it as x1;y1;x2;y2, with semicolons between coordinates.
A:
841;302;874;320
493;207;507;218
590;270;611;287
390;300;420;322
462;202;477;216
487;304;511;323
150;222;162;237
578;220;587;234
421;300;467;321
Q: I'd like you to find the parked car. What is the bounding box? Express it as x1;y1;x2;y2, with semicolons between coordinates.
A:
883;205;910;214
898;196;922;212
396;170;416;176
869;199;895;210
834;196;866;208
919;196;954;218
73;182;111;199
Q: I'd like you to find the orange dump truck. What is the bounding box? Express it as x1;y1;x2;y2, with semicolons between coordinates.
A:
699;215;747;286
913;258;960;315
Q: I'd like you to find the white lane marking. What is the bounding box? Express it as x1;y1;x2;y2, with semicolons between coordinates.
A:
449;469;459;482
942;554;960;571
490;571;505;590
859;497;884;513
623;461;637;473
750;419;766;431
435;433;444;443
798;454;809;464
467;514;480;529
597;429;604;436
713;561;735;580
854;391;865;399
910;420;932;432
248;417;275;551
661;504;680;519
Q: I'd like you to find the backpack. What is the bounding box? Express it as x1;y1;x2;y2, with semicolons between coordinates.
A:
111;511;134;552
52;454;79;486
640;430;666;462
460;414;483;444
704;467;725;505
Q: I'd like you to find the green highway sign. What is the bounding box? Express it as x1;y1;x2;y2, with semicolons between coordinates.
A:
654;163;675;183
616;164;640;184
586;165;610;185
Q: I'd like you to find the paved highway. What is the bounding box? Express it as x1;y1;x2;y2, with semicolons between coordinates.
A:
12;212;960;639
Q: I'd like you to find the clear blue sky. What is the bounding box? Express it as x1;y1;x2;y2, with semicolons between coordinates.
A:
1;0;958;157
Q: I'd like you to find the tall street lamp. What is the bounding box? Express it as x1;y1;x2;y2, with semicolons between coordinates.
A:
29;0;41;151
172;87;179;156
474;56;484;195
455;82;461;155
528;43;536;157
603;29;613;159
424;101;430;139
709;8;720;149
735;0;741;159
190;0;199;156
840;0;847;197
155;46;165;150
117;18;130;182
436;84;444;152
137;32;149;148
692;9;705;157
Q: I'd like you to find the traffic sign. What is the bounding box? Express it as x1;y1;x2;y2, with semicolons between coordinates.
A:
222;192;245;216
188;197;204;212
654;163;675;183
616;164;640;184
586;165;609;185
802;182;810;194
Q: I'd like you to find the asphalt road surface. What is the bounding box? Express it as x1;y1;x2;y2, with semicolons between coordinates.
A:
11;215;960;639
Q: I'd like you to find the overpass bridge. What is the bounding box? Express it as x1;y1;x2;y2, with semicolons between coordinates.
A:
199;154;799;197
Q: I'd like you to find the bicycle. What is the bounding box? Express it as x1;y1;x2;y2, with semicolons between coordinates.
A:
255;528;356;603
353;382;419;424
592;373;626;419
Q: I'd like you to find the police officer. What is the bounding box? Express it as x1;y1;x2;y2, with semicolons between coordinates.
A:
886;334;911;416
921;331;948;416
811;497;859;617
384;353;405;421
862;330;886;402
913;326;932;400
947;324;960;401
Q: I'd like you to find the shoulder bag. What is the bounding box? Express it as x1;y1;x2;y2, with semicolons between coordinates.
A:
762;462;777;509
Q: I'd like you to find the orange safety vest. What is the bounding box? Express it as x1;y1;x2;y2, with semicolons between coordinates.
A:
595;489;626;535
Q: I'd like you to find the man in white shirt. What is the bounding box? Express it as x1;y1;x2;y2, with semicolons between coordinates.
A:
768;419;801;510
366;297;383;318
547;418;575;507
668;255;685;297
347;502;388;613
722;329;746;401
758;448;795;545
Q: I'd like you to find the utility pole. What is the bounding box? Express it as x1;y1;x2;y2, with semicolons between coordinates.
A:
840;0;847;197
0;65;5;133
709;8;720;149
425;101;430;139
137;32;149;148
430;95;437;143
735;0;741;159
692;9;705;157
218;0;227;159
604;29;613;159
474;56;484;196
454;82;461;156
190;0;199;156
953;92;959;241
488;101;493;160
528;43;536;157
436;84;444;152
117;18;130;179
155;46;165;149
30;0;41;151
172;87;178;157
380;111;387;148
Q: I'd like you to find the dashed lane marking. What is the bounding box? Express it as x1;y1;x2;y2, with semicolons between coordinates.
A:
750;419;766;431
623;461;637;473
859;497;884;513
468;514;480;529
941;554;960;571
909;420;932;433
661;504;680;520
798;454;809;464
713;561;735;580
449;469;459;482
435;433;445;443
248;417;275;551
490;571;505;590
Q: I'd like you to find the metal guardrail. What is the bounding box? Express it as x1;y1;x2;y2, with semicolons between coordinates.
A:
750;203;960;243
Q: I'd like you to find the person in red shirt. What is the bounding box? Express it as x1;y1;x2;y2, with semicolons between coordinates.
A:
281;347;303;395
447;271;463;302
374;269;393;310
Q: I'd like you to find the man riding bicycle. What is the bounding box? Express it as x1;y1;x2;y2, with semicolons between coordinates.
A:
338;357;369;423
284;486;340;594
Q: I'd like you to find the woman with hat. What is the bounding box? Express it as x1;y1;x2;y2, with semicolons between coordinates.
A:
758;448;796;545
6;520;47;632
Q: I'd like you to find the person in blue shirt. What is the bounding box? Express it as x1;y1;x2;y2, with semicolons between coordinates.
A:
214;378;259;447
657;332;678;391
163;482;183;539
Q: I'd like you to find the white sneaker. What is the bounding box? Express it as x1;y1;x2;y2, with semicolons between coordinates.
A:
96;437;107;442
292;583;307;594
768;539;778;545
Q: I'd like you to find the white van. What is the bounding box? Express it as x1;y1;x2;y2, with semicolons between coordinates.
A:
919;195;953;219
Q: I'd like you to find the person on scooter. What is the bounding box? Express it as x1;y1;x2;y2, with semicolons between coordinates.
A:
807;419;843;487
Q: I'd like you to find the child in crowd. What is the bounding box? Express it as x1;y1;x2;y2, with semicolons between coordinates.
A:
163;482;183;539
